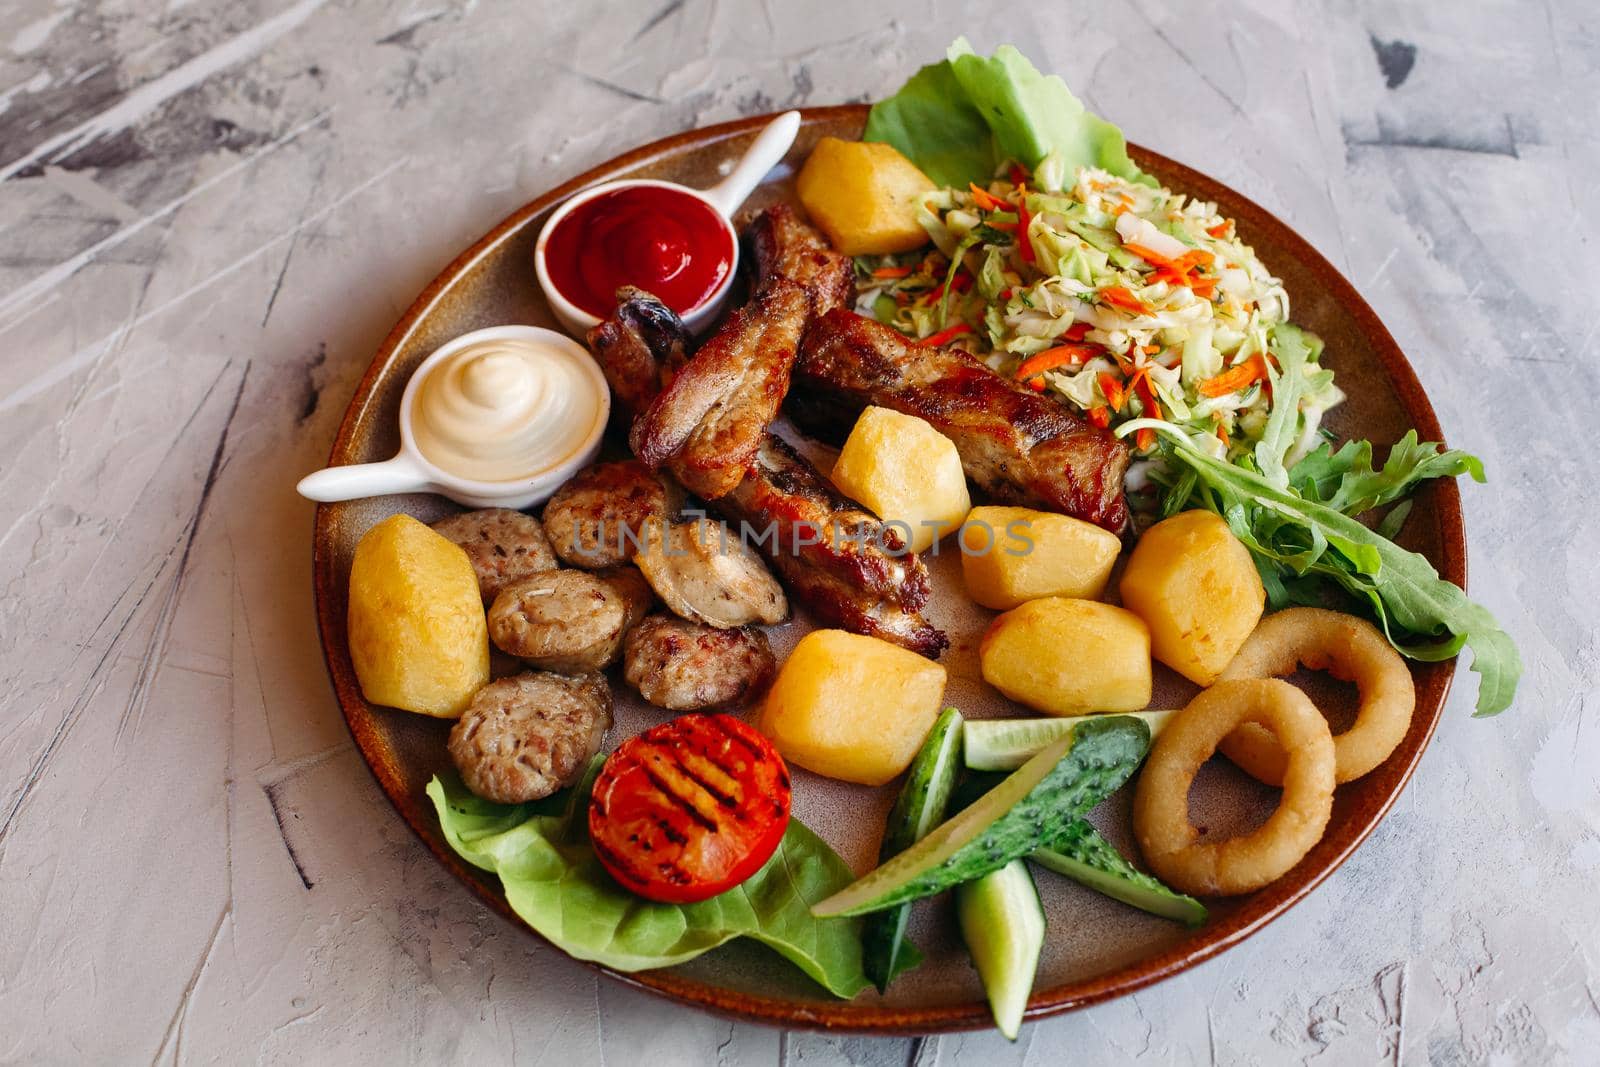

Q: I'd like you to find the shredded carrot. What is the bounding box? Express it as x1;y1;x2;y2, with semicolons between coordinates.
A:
1016;183;1036;265
1125;241;1216;295
985;219;1019;233
1098;371;1128;412
922;322;972;347
1141;344;1159;354
1026;376;1046;391
927;271;973;303
1131;368;1162;421
1136;427;1156;452
871;264;914;279
1015;344;1097;380
1100;286;1152;316
1214;413;1231;447
1086;405;1111;429
968;182;1008;212
1120;242;1172;266
1207;221;1231;238
1197;353;1270;397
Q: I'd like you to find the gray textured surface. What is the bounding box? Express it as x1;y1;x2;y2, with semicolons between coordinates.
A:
0;1;1594;1063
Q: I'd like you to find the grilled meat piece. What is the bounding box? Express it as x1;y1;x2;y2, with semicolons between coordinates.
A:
634;517;789;628
748;204;854;317
717;435;946;657
794;309;1131;531
543;459;684;569
584;286;691;415
585;271;947;657
623;614;776;711
629;278;810;499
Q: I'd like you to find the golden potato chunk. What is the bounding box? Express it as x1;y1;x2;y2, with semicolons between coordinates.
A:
796;137;936;256
830;406;970;554
960;505;1124;610
979;598;1151;716
757;630;947;785
1119;510;1265;685
347;514;490;717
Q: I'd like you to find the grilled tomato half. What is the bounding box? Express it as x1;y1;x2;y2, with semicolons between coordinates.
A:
588;713;791;903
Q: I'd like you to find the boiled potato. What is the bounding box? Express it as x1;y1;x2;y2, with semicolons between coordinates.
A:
796;137;936;256
348;514;490;717
979;598;1151;716
758;630;947;785
831;406;970;553
1119;510;1265;685
960;505;1124;610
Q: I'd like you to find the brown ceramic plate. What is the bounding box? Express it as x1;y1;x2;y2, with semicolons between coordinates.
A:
311;106;1462;1033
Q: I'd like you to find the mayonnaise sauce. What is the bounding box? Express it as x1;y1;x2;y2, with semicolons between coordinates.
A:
410;336;605;483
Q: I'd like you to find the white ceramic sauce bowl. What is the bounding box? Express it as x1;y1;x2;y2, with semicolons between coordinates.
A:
296;325;610;510
534;110;801;339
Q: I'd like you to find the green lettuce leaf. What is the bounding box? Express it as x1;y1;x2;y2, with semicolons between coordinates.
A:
865;39;1150;190
1121;420;1521;716
862;53;997;189
426;773;872;998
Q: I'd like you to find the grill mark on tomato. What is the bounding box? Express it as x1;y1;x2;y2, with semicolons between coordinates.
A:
590;835;646;886
672;755;739;808
638;762;720;832
702;714;764;762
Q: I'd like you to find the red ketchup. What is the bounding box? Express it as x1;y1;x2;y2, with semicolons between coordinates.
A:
543;184;733;320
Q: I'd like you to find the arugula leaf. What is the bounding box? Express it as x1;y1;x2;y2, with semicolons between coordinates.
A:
426;773;871;997
865;39;1150;191
1122;420;1521;716
1289;430;1487;515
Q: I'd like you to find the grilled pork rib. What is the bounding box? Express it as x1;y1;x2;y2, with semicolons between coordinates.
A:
719;435;945;656
588;282;946;656
794;309;1131;532
629;277;810;500
747;203;854;318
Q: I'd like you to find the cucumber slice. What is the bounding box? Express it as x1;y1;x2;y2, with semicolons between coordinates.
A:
812;716;1149;918
964;711;1175;771
862;707;964;991
956;859;1045;1041
1033;821;1207;927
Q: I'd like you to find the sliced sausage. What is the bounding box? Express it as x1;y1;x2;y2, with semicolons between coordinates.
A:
431;508;558;602
634;517;788;628
448;672;612;803
542;460;685;568
488;569;650;673
622;614;776;711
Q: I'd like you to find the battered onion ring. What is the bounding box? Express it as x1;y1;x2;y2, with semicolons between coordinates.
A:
1134;679;1335;897
1218;607;1415;786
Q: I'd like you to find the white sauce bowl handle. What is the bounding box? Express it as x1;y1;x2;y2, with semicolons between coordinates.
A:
297;455;432;503
702;110;801;217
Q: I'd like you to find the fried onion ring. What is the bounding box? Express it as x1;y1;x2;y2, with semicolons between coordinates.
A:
1218;607;1415;786
1134;679;1335;896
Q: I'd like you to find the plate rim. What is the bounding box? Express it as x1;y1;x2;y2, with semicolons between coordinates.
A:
311;105;1464;1034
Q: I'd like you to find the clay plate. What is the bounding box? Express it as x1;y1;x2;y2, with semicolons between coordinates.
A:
311;106;1463;1033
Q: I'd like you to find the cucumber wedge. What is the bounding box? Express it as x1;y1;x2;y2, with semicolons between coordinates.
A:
812;715;1149;918
956;859;1044;1041
862;706;964;991
964;711;1175;771
1033;821;1207;927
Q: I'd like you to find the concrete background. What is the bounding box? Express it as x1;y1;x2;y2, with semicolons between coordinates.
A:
0;1;1594;1062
